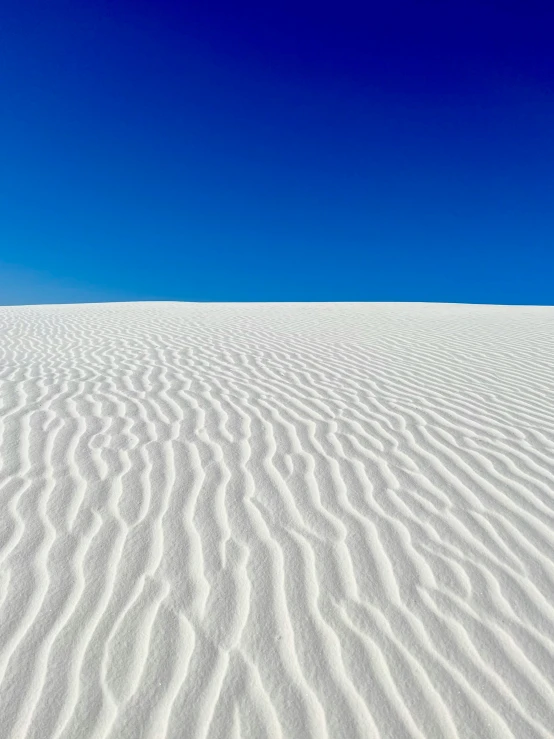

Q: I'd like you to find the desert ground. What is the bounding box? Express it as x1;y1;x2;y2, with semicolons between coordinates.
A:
0;302;553;738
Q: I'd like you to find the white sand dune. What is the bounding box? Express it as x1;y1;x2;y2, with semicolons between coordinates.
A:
0;301;553;739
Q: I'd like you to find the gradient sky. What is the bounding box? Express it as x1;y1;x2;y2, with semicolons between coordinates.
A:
1;1;553;304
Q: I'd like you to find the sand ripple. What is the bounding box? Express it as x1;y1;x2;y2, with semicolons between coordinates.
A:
0;302;553;738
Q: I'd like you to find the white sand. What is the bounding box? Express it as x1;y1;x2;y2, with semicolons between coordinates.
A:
0;301;553;739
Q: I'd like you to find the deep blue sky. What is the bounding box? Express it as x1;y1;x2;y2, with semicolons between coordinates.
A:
1;1;553;304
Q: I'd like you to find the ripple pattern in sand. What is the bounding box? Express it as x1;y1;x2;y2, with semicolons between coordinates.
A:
0;302;554;738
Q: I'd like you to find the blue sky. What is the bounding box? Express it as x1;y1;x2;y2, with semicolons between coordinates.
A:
1;1;553;304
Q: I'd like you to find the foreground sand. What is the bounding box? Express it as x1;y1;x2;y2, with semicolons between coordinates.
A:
0;302;553;739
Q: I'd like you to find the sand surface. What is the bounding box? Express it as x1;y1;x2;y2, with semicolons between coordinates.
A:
0;302;553;739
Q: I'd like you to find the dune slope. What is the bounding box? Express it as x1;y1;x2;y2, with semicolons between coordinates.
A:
0;302;553;739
